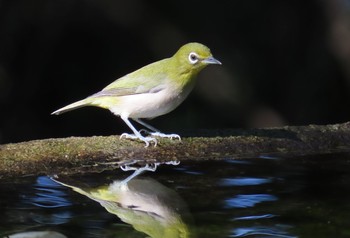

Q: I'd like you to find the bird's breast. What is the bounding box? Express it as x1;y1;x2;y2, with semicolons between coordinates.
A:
110;85;193;119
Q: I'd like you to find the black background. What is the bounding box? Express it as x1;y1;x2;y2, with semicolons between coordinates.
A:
1;0;349;143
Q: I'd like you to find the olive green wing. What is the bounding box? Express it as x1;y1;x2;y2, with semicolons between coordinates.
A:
91;61;169;98
91;69;167;97
89;73;167;98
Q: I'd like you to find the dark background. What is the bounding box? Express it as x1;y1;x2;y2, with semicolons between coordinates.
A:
1;0;350;144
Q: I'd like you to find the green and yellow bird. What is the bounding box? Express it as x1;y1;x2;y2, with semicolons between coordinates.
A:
52;42;221;147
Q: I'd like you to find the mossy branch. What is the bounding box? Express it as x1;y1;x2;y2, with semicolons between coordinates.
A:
1;122;350;178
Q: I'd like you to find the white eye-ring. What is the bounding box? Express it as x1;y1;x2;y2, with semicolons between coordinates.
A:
188;52;199;64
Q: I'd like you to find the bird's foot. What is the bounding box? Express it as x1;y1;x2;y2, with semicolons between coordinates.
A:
139;129;181;141
120;133;158;147
120;163;158;172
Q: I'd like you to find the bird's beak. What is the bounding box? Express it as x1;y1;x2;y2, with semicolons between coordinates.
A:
202;56;222;65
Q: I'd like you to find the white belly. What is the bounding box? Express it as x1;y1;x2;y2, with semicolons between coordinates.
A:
110;87;191;119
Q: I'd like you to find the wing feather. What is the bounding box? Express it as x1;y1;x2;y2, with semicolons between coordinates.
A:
91;72;168;98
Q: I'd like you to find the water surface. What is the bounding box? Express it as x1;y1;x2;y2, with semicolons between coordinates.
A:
1;152;350;237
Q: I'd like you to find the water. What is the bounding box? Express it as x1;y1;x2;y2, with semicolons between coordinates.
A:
1;152;350;237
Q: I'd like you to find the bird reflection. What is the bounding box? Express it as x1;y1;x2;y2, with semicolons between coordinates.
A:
51;161;194;238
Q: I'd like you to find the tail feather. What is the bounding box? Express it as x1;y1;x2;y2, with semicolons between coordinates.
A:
51;98;90;115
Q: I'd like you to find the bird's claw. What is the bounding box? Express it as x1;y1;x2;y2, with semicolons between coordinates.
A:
121;163;158;172
138;130;181;141
120;133;138;140
149;132;181;141
120;133;158;147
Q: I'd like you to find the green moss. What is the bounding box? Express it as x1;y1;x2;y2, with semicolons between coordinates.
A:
1;122;350;178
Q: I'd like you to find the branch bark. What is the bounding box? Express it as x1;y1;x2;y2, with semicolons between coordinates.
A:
1;122;350;179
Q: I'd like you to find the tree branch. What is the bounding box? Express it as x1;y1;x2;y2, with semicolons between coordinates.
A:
1;122;350;178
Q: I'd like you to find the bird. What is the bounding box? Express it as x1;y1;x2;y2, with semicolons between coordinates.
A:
52;42;221;147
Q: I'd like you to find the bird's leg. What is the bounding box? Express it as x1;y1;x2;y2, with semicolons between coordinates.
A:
134;118;181;141
120;163;159;184
120;115;157;147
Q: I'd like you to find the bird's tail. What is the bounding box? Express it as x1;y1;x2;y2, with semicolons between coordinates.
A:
51;98;91;115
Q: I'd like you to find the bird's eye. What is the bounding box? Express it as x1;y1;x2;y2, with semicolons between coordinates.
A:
188;52;199;64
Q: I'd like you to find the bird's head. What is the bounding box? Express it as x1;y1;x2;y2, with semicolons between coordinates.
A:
173;42;221;75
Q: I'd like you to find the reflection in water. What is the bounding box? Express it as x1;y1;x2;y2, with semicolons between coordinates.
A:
51;162;193;238
233;214;276;221
25;176;73;225
120;160;180;183
220;177;273;186
32;176;72;208
3;153;350;237
231;225;297;238
225;194;278;208
7;231;67;238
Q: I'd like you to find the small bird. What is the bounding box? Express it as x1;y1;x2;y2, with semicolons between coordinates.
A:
52;42;221;147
